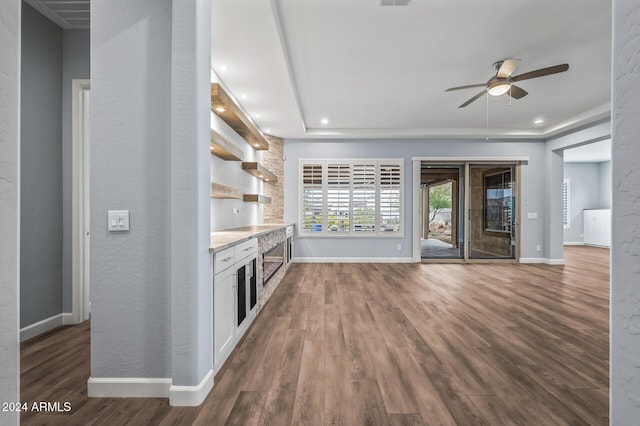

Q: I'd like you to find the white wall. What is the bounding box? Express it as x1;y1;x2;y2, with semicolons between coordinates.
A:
611;0;640;422
284;139;546;260
563;162;604;243
0;0;21;423
210;113;263;230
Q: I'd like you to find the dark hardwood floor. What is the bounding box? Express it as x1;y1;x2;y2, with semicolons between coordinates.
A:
21;246;609;425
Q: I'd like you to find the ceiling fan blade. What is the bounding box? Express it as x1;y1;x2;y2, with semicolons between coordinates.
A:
511;63;569;82
508;85;528;99
445;83;486;92
497;59;520;78
459;90;487;108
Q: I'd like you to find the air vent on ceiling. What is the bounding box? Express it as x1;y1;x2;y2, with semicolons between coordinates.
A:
381;0;412;6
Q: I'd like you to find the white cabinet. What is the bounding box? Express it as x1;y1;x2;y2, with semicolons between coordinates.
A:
583;209;611;247
213;265;235;367
212;238;258;372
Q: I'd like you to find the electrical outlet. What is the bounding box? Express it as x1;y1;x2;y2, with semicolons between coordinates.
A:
233;208;240;214
536;245;541;252
397;244;402;251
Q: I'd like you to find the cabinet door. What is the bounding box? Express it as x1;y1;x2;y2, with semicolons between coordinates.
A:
214;267;235;367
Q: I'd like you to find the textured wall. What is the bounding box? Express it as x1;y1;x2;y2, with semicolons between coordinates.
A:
611;1;640;423
61;29;90;313
284;139;546;260
20;3;63;328
263;135;284;223
0;0;21;423
90;0;172;379
170;0;213;389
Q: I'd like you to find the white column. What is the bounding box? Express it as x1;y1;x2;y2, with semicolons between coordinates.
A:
169;0;214;406
0;0;21;424
611;0;640;423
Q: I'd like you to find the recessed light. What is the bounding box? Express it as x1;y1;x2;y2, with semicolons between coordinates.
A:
215;107;226;113
533;118;544;124
265;128;271;133
220;64;228;72
321;118;329;125
253;144;260;147
241;93;248;100
255;113;261;118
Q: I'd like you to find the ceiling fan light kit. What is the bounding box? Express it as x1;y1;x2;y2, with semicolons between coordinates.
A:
446;59;569;108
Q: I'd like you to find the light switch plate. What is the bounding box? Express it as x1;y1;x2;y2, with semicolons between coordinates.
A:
527;212;538;219
108;210;130;232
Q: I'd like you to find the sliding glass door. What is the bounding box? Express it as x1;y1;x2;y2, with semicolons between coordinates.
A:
420;161;519;262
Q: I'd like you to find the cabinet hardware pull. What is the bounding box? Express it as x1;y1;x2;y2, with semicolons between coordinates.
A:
223;256;233;262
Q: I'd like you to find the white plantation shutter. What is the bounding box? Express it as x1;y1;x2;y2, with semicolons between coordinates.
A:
302;164;323;232
299;159;403;236
352;163;376;232
327;164;351;232
379;163;401;232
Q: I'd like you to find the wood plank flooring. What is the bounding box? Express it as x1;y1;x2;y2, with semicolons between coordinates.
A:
20;246;609;425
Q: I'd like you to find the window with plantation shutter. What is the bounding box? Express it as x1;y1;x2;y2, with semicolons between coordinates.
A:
327;164;350;232
302;164;323;232
379;163;401;232
563;179;570;229
299;159;403;237
352;163;376;232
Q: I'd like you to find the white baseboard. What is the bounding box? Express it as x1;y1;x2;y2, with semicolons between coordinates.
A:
564;241;585;246
62;313;75;324
519;258;565;265
294;257;413;263
87;377;171;398
20;313;72;342
169;369;214;406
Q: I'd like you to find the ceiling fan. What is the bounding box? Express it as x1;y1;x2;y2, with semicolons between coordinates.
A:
446;59;569;108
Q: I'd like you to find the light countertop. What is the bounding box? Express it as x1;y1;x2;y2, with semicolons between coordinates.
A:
210;223;294;253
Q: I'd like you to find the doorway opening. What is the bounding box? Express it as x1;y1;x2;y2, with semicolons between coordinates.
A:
416;160;520;262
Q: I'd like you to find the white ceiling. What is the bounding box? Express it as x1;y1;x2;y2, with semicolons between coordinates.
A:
564;139;611;163
24;0;90;29
211;0;612;139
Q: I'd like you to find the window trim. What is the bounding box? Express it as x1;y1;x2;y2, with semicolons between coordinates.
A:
298;158;404;238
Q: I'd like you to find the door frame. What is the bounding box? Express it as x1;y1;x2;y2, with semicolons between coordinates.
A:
71;79;91;323
412;157;527;263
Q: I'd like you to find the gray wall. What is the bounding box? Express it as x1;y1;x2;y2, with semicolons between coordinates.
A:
62;29;90;313
90;0;172;379
599;160;611;209
20;2;63;328
611;0;640;422
0;0;21;423
563;162;604;243
284;139;546;260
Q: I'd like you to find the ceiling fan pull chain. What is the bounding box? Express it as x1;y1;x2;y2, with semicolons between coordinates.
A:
486;93;490;140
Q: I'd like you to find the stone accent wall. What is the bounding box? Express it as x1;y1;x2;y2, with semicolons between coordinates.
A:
263;135;284;223
257;228;287;313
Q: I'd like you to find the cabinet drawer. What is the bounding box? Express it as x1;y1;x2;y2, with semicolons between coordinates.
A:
214;246;235;273
235;239;258;261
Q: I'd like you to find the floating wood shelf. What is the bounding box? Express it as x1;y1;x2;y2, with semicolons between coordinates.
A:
211;83;269;151
210;130;243;161
211;182;243;199
241;162;278;183
243;194;271;204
